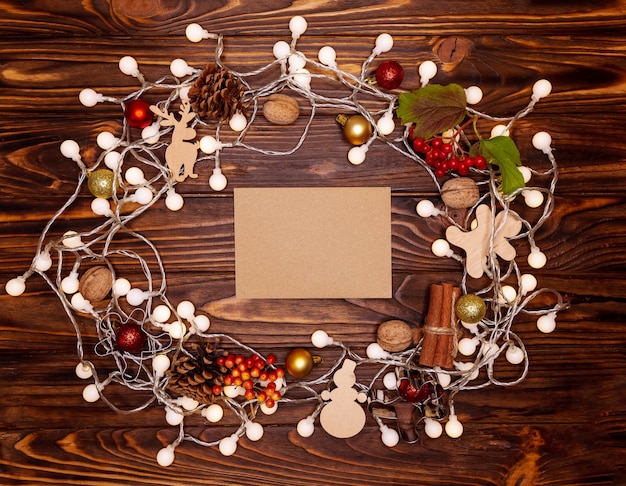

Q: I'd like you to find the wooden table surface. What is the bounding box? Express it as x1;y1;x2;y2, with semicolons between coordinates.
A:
1;1;626;485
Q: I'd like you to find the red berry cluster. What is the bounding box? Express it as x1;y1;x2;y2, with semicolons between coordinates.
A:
409;130;488;177
216;353;284;407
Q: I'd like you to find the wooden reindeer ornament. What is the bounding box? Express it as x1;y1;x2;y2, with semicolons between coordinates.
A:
150;100;200;182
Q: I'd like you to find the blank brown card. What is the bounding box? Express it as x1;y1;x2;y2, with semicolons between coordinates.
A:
234;187;391;299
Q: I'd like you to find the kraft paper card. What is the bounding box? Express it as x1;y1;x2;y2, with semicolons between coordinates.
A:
234;187;391;299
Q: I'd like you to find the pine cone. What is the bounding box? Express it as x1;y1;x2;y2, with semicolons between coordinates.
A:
188;63;246;121
166;342;227;405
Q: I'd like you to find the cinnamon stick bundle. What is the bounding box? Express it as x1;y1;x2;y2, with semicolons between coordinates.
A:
419;283;460;369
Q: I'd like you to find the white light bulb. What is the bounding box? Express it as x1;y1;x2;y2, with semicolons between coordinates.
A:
199;135;220;154
383;372;397;390
112;278;131;297
203;403;224;423
60;139;81;160
179;396;199;411
62;230;83;249
61;273;80;294
156;446;175;467
523;189;544;208
79;88;103;107
374;33;393;54
532;79;552;100
82;383;100;403
260;401;278;415
223;385;241;398
518;166;532;183
481;342;500;360
91;197;112;216
437;371;451;388
458;337;478;356
532;131;552;153
219;435;239;456
418;61;437;86
297;417;315;437
179;86;190;101
292;68;311;90
431;239;451;257
288;53;307;72
104;151;121;170
537;312;557;333
318;46;337;67
118;56;139;76
499;285;518;303
528;249;547;269
209;168;228;191
170;58;193;77
176;300;195;320
125;167;146;185
491;124;510;138
424;418;443;438
165;408;184;426
445;415;463;438
380;425;399;447
245;422;264;441
416;199;440;218
464;86;483;104
505;344;525;364
376;113;395;136
194;314;210;332
152;304;171;323
96;131;119;150
348;146;367;165
311;330;333;348
455;361;479;380
185;23;209;43
167;320;187;339
229;112;247;132
75;362;93;379
141;123;160;144
165;189;184;211
273;40;291;60
366;342;389;360
289;16;307;37
35;252;52;272
5;277;26;296
152;354;171;377
131;186;154;205
126;288;146;306
520;274;537;295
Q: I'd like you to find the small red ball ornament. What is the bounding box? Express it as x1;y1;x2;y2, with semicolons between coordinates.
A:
115;322;147;353
375;60;404;90
124;99;153;128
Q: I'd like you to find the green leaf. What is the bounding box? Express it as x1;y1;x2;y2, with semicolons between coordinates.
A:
396;83;467;139
479;136;525;194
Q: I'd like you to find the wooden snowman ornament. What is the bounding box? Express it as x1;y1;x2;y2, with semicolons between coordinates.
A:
320;359;367;438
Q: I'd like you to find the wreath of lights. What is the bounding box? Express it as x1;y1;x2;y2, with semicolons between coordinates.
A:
4;16;570;466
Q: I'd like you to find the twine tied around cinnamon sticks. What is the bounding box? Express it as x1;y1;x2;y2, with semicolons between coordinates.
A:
419;283;461;369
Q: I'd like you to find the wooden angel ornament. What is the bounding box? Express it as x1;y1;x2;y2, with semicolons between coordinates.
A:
320;359;367;438
150;100;200;182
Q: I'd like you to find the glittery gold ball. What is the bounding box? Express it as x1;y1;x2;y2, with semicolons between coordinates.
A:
87;169;115;199
455;294;487;323
286;348;314;379
337;114;372;145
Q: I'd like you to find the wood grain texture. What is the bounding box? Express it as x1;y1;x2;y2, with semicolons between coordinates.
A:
1;2;626;485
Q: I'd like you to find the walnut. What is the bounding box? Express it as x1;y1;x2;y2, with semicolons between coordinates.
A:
377;320;415;352
441;177;480;209
262;94;300;125
79;266;113;302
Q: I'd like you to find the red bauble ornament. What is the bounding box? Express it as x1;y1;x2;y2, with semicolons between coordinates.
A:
375;60;404;90
124;99;153;128
115;322;147;353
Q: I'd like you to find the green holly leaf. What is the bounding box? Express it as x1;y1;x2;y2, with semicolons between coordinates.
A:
479;136;525;194
396;83;467;140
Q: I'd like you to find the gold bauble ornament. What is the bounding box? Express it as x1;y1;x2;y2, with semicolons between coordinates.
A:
87;169;115;199
455;294;487;323
286;348;322;379
336;114;372;146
